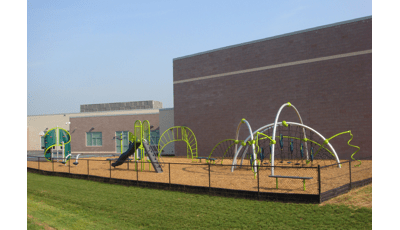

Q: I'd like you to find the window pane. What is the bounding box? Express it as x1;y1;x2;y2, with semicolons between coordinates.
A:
92;132;101;138
87;133;92;146
97;138;102;146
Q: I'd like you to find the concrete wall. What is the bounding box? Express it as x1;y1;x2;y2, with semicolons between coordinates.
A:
159;108;175;155
80;100;162;112
173;16;372;160
27;108;160;151
70;113;159;153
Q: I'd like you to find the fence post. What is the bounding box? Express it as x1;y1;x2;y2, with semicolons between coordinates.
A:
110;161;111;179
169;163;171;189
52;159;54;172
128;161;129;170
209;164;211;193
318;165;321;203
349;161;352;189
87;160;89;178
257;165;260;200
136;161;138;186
38;157;40;170
69;158;70;174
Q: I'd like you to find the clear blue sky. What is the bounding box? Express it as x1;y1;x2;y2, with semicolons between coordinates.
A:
27;0;372;116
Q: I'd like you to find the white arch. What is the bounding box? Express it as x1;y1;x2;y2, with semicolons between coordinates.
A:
270;103;309;175
230;121;341;173
234;119;257;174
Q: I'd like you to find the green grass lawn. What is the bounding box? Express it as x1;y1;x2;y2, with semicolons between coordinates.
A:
27;172;371;230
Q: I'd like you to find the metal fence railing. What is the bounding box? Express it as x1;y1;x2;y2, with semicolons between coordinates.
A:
27;157;372;203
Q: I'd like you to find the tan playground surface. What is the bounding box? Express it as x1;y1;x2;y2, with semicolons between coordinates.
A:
27;157;372;194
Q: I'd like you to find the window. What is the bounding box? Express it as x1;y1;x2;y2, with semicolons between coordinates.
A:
115;131;129;153
41;136;45;149
87;132;102;146
150;130;160;146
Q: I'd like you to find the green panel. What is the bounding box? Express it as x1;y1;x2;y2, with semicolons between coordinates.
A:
45;129;56;149
87;133;92;146
58;129;70;145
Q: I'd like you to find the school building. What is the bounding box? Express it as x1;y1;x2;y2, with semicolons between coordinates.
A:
28;16;372;161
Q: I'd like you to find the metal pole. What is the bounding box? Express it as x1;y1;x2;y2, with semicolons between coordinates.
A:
208;164;211;192
257;165;260;200
349;161;352;189
110;161;111;179
136;161;139;186
169;163;171;188
38;157;40;169
52;159;54;172
69;157;71;174
87;160;89;177
318;165;321;203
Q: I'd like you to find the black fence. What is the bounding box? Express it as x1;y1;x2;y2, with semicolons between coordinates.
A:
27;157;372;204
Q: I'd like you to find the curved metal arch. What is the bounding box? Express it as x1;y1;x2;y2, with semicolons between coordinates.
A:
270;103;308;175
157;126;198;160
142;120;151;142
233;119;257;174
231;121;341;173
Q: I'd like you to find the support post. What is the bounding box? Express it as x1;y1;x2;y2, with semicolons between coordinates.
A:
136;161;138;186
276;178;278;189
349;161;352;189
257;165;260;200
318;165;321;203
52;160;54;172
110;161;111;179
38;157;40;170
169;163;171;188
87;160;89;177
208;164;211;192
69;157;70;174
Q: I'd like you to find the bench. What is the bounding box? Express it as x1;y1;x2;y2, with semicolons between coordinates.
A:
197;157;216;164
268;175;313;191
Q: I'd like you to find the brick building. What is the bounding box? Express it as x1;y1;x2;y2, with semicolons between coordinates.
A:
173;16;372;160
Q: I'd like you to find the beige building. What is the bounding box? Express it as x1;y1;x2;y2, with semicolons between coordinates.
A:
27;100;175;155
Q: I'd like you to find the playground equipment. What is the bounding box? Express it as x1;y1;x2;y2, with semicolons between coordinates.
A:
228;103;360;178
111;120;163;173
208;102;360;187
43;126;71;163
73;154;81;165
158;126;198;162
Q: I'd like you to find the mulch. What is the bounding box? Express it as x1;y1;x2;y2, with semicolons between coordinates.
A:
27;157;371;195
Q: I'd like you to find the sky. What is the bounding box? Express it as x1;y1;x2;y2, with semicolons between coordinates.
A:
26;0;372;116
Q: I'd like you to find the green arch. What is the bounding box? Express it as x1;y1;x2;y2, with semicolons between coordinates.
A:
158;126;198;161
209;139;237;164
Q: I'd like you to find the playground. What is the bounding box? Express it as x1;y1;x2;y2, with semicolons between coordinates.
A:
28;102;372;202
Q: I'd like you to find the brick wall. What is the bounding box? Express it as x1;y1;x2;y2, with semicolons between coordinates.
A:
173;17;372;160
70;114;159;153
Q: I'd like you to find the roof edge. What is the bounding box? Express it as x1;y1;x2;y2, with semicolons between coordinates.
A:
173;15;372;61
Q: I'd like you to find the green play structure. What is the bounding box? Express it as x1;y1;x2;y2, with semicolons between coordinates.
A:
111;120;163;173
43;126;71;163
158;126;198;162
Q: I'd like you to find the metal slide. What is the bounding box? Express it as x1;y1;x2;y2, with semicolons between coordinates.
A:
111;142;140;167
142;140;163;173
